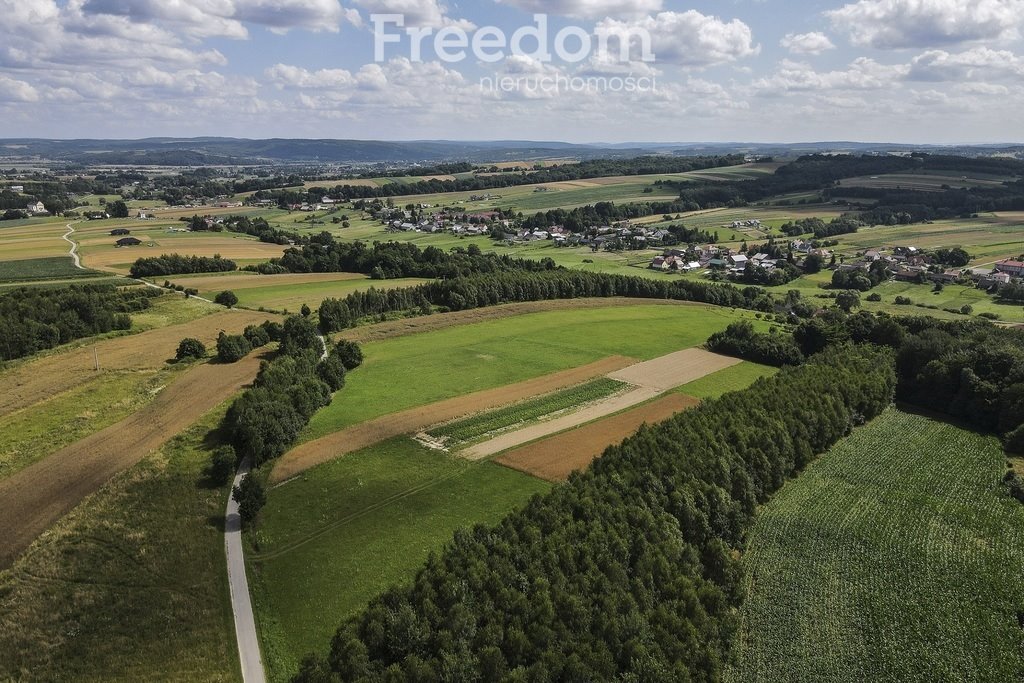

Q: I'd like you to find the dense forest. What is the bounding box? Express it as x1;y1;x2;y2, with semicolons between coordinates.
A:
0;284;158;361
519;204;708;235
295;345;894;681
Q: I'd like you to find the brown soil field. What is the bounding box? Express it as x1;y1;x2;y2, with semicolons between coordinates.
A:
336;298;702;344
0;309;277;418
0;351;268;568
495;393;701;482
163;272;366;290
608;349;742;391
269;356;636;484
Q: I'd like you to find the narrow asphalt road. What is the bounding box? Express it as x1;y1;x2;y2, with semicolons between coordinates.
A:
226;457;267;683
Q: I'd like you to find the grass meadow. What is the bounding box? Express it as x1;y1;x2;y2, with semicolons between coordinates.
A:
250;438;550;682
727;409;1024;682
676;361;779;400
0;408;239;682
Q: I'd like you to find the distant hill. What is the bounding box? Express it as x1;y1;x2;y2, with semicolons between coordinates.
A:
1;137;1021;166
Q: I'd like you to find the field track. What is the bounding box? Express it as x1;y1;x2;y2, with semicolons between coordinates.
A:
337;298;704;344
269;356;636;484
463;349;739;461
0;309;276;418
495;393;700;481
0;352;269;569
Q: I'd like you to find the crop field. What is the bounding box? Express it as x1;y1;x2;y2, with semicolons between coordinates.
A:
0;220;71;261
302;303;760;442
0;409;238;682
839;215;1024;265
727;409;1024;683
271;356;635;483
427;377;626;446
0;256;100;282
77;232;286;274
675;361;779;400
250;438;550;682
494;393;700;481
838;171;1014;192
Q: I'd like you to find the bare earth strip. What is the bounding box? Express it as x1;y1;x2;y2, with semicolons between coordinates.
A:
337;298;704;344
608;348;743;391
0;309;276;418
463;349;741;461
269;356;636;484
495;394;701;482
0;352;268;569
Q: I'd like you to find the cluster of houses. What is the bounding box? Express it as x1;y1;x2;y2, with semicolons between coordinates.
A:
25;201;47;215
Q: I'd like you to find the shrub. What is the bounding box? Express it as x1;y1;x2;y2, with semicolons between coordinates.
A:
961;304;974;315
867;293;882;302
894;296;913;305
243;325;271;348
175;337;206;361
216;332;252;363
333;340;364;370
209;446;236;487
215;290;239;308
232;475;266;529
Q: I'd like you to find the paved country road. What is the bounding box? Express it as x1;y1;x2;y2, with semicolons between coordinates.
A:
226;458;266;683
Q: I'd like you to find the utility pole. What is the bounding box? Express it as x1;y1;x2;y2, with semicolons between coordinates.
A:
93;346;99;372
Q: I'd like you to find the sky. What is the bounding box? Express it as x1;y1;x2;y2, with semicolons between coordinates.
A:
1;0;1023;143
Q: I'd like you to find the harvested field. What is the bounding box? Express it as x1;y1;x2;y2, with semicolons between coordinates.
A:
0;351;269;568
337;298;703;344
608;348;742;391
164;271;366;291
269;356;636;483
80;238;286;273
0;308;277;418
495;394;700;481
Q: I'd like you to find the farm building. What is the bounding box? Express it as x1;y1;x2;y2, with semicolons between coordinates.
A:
25;201;47;215
110;229;131;236
995;260;1024;277
115;237;142;247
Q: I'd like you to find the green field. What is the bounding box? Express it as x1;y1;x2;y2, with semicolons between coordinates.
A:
304;303;762;441
0;257;101;283
428;377;625;445
250;438;550;682
0;409;238;682
727;409;1024;682
676;361;778;400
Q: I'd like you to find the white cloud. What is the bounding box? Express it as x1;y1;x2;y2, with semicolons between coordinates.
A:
496;0;662;19
596;11;759;66
907;46;1024;81
0;75;40;102
350;0;472;28
754;58;909;93
780;32;836;55
828;0;1024;49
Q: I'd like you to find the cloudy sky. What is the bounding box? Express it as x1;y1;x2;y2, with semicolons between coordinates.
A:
1;0;1023;143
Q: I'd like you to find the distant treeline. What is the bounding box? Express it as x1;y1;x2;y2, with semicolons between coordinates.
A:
129;254;237;279
520;202;710;235
296;344;894;681
0;284;158;361
254;155;744;203
318;270;785;333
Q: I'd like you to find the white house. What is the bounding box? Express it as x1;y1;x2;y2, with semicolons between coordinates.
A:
26;201;47;215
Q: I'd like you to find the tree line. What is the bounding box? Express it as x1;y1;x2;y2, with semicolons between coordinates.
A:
0;284;159;361
129;254;237;278
295;344;895;681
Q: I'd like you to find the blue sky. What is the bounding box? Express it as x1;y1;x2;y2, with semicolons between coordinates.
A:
1;0;1023;143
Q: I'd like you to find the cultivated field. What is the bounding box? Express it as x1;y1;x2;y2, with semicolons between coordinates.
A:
494;393;700;481
727;409;1024;682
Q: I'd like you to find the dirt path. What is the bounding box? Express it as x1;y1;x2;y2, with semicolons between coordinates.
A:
268;356;636;484
0;352;268;569
495;394;701;482
337;298;705;344
62;222;83;269
462;349;740;461
0;309;276;418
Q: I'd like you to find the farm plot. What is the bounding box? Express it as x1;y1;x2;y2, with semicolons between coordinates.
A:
78;234;286;274
0;349;270;569
0;306;276;418
726;409;1024;683
0;257;100;282
495;393;700;481
269;356;635;483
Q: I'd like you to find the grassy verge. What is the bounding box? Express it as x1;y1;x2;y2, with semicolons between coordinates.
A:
676;361;779;400
250;438;550;682
0;408;239;682
727;409;1024;682
427;377;625;445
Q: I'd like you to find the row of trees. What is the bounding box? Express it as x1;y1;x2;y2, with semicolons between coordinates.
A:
299;345;895;681
129;254;237;278
0;284;158;361
318;270;789;333
707;321;804;366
